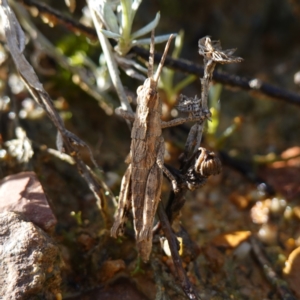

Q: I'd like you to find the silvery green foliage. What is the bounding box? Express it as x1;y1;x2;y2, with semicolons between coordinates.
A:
89;0;175;56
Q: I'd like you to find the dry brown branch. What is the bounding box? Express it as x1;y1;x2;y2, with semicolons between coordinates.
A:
157;202;199;300
250;236;296;300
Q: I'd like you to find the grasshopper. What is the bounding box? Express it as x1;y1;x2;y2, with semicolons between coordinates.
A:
111;32;210;261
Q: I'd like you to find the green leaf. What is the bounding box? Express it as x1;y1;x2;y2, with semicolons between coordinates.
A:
102;1;120;34
131;12;160;39
131;0;142;20
89;0;119;34
132;33;176;46
120;0;132;39
100;29;122;40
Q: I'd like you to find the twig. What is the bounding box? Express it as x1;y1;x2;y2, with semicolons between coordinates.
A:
157;203;199;300
32;142;118;209
250;236;296;300
16;0;300;107
19;0;97;40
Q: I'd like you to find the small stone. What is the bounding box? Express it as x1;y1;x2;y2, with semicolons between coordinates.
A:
98;259;126;282
250;200;270;224
257;223;277;245
233;242;252;260
0;212;61;299
229;192;250;209
77;233;95;251
0;172;57;233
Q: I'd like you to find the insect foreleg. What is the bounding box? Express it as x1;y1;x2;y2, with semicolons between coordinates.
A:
155;137;179;193
115;107;135;122
161;113;209;129
139;164;163;241
136;162;163;262
111;164;132;238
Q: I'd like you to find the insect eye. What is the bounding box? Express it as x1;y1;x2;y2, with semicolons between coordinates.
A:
137;85;143;94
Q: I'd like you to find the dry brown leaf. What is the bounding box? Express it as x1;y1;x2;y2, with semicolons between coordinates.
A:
293;206;300;220
259;147;300;199
283;246;300;298
229;192;250;209
273;146;300;168
98;259;126;282
211;231;251;248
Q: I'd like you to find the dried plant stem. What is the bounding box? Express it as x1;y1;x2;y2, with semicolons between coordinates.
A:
183;46;216;160
250;237;296;300
34;142;118;215
157;203;199;300
200;61;216;111
198;36;242;111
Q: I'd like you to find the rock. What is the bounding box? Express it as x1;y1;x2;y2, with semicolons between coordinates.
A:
97;259;126;282
0;212;61;300
0;171;57;233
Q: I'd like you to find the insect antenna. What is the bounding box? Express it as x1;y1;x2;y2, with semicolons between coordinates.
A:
153;34;174;85
148;30;155;80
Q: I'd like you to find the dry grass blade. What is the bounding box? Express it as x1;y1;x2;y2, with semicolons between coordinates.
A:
157;203;200;300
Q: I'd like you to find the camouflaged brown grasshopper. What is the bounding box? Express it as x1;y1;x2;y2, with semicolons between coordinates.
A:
111;32;210;261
